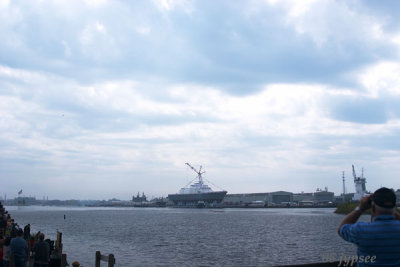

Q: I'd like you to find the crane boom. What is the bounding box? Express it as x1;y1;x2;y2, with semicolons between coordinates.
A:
352;164;357;180
185;162;205;184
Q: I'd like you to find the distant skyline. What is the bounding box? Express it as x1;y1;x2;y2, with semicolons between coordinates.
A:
1;0;400;200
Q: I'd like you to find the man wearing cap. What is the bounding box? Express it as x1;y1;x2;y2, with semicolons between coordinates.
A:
10;228;28;267
338;187;400;266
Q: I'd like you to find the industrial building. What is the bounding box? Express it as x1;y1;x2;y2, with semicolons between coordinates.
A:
223;191;293;206
223;189;335;207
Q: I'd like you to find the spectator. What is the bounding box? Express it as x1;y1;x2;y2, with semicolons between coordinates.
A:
49;248;61;267
23;224;30;241
10;229;28;267
0;234;3;267
0;216;6;231
29;236;35;255
34;233;49;267
338;187;400;266
35;231;41;241
3;237;11;267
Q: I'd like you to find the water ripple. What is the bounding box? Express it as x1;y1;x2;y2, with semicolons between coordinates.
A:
8;207;357;266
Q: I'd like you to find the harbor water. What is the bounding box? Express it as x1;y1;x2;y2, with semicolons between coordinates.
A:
6;206;360;266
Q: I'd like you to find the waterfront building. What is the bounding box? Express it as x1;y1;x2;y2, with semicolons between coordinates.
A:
334;193;354;204
14;196;38;205
223;193;269;206
224;190;340;207
223;191;293;206
293;193;314;203
314;190;334;203
269;191;293;204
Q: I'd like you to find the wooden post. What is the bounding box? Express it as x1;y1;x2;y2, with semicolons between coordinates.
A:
61;253;67;267
95;251;101;267
95;251;115;267
108;253;115;267
56;231;63;252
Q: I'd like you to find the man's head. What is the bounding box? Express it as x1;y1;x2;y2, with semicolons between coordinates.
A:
39;233;45;241
17;228;24;237
371;187;397;215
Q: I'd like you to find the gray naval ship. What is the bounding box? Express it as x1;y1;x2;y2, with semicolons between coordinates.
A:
168;163;227;208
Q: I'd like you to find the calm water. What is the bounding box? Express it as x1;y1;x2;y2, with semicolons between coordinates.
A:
6;206;363;266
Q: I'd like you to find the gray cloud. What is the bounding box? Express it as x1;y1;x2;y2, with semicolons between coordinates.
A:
1;1;399;94
326;95;389;124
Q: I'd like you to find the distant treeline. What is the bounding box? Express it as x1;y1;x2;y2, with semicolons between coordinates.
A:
335;202;400;214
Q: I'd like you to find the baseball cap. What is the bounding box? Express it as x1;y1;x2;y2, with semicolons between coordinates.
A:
372;187;396;208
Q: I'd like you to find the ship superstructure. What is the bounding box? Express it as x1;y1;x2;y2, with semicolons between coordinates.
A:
168;163;227;207
352;164;367;201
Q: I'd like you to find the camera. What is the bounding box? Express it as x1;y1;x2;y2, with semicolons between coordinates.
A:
368;194;373;205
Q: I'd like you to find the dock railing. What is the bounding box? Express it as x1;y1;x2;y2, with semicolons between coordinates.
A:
95;251;116;267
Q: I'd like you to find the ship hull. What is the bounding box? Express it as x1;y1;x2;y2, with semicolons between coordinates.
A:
168;191;227;207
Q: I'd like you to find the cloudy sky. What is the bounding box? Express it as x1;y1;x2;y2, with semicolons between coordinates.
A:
1;0;400;200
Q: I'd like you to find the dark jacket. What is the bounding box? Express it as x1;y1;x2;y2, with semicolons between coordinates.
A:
34;240;50;263
10;237;28;263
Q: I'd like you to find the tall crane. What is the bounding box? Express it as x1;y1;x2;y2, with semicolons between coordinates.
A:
185;162;206;185
352;164;367;201
352;164;357;181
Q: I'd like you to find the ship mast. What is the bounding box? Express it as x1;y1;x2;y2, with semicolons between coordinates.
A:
185;162;205;185
342;171;346;202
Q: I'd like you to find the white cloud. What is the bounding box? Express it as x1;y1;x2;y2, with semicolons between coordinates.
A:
83;0;108;8
78;21;118;60
358;61;400;97
62;40;72;57
136;26;151;35
0;1;24;48
0;65;47;83
153;0;194;13
95;21;106;33
285;0;319;18
282;0;382;47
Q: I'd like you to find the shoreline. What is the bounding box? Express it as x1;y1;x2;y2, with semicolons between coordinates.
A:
5;204;338;211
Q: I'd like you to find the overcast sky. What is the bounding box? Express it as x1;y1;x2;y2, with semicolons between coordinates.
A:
1;0;400;200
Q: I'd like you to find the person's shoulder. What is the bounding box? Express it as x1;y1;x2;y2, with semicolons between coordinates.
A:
352;221;371;227
342;221;370;229
340;221;370;235
9;238;18;248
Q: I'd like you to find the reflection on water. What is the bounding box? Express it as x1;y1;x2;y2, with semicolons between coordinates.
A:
7;207;361;266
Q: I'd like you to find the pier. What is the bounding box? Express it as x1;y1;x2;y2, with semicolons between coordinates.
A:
1;200;119;266
0;201;69;267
